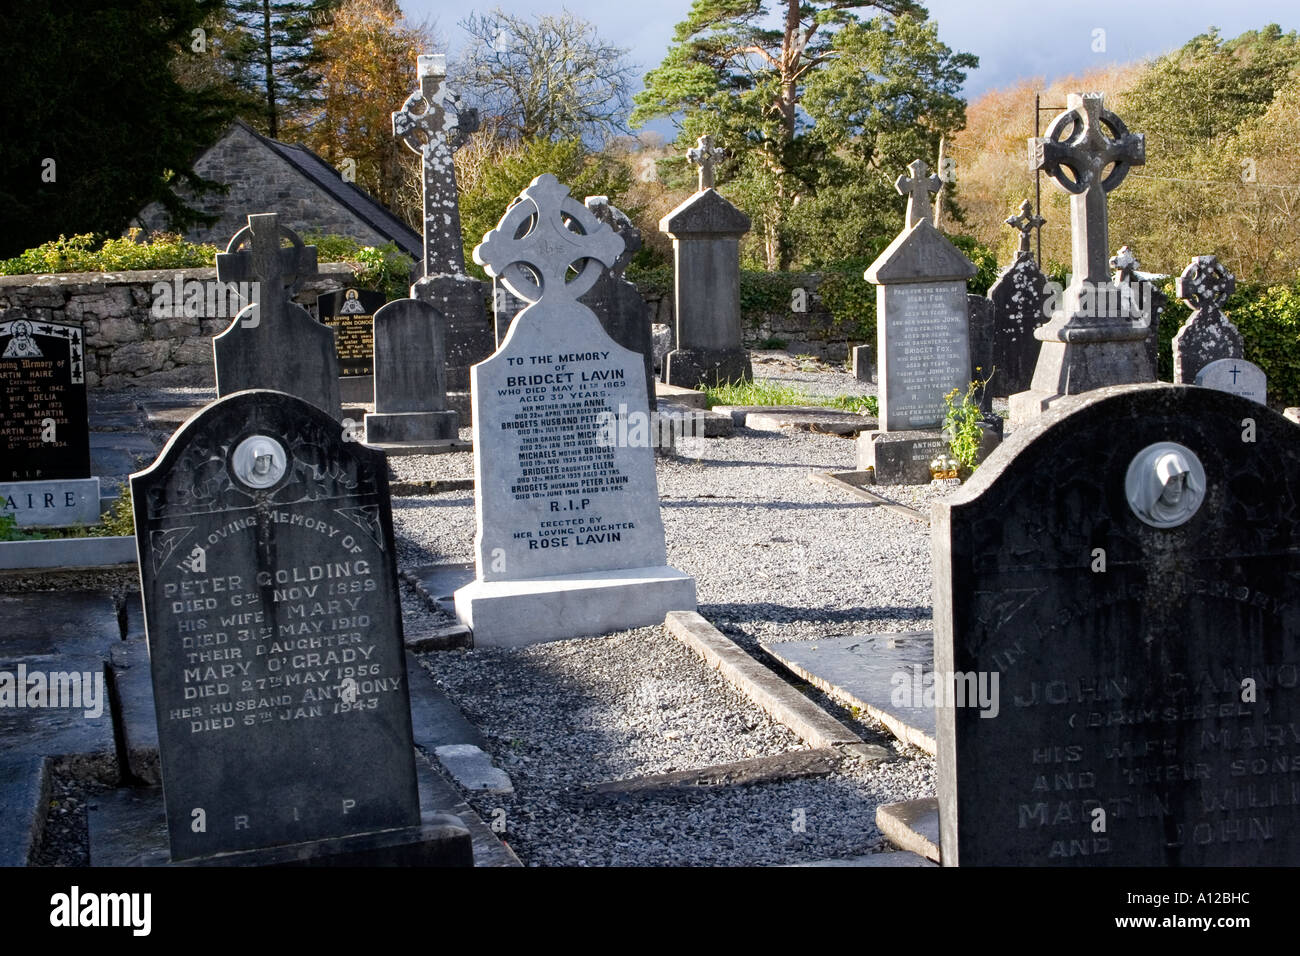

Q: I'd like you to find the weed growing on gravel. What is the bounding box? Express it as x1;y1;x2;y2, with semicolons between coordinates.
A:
703;380;878;417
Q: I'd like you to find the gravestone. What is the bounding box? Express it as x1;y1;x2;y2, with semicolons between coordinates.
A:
364;298;460;446
214;213;342;419
497;197;658;411
1010;93;1151;423
454;174;695;646
853;344;875;383
986;201;1050;398
0;316;100;527
318;286;385;405
131;389;467;864
934;383;1300;866
660;137;753;389
581;197;657;411
856;160;984;484
396;54;494;423
1110;245;1167;378
1173;255;1243;384
1195;358;1266;404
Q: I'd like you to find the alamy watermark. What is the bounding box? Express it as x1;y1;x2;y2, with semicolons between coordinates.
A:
151;275;261;323
0;665;104;718
595;404;706;448
891;666;1000;718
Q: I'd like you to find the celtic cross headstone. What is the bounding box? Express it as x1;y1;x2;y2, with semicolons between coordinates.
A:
453;173;695;646
1010;93;1152;423
1173;255;1246;386
396;54;493;417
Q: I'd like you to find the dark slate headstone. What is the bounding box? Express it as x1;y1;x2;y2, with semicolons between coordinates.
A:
214;213;342;419
934;383;1300;866
967;295;995;416
986;254;1049;398
363;298;459;445
318;287;385;378
131;389;419;862
1173;255;1242;385
0;317;90;480
581;197;657;411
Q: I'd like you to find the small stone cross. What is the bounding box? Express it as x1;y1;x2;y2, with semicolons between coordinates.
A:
393;54;479;278
895;159;942;229
215;213;317;328
1175;255;1235;312
687;135;726;191
1004;200;1045;255
1109;245;1141;284
1031;93;1145;288
473;174;625;306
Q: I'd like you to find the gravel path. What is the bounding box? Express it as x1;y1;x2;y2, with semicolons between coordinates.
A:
387;353;949;865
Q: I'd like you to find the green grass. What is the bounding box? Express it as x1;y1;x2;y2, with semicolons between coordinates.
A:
703;379;878;417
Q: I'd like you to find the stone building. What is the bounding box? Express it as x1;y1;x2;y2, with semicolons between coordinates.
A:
135;120;420;259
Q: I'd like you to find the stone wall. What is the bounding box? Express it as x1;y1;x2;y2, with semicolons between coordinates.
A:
0;263;358;389
1;265;861;391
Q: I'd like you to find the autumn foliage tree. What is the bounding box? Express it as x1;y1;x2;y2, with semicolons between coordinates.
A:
296;0;435;228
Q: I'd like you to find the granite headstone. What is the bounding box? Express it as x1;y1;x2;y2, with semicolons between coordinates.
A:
659;137;753;389
213;213;342;419
1173;255;1243;385
1010;94;1151;423
934;383;1300;865
131;389;453;863
0;316;99;527
396;54;494;422
856;159;981;484
364;298;460;446
986;201;1050;398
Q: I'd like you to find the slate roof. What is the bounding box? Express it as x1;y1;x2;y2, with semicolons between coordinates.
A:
231;120;422;261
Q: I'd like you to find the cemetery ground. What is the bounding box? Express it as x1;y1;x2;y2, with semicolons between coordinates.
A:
2;350;962;868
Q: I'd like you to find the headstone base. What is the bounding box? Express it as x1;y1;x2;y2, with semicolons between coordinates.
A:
0;477;101;528
852;345;875;384
1009;337;1153;424
411;273;494;395
664;347;752;389
339;375;373;405
857;430;948;485
454;566;697;647
364;409;460;445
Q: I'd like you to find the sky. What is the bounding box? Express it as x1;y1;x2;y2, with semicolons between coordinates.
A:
409;0;1300;107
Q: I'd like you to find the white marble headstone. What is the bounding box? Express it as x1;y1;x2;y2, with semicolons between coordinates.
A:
455;174;694;645
1195;357;1266;405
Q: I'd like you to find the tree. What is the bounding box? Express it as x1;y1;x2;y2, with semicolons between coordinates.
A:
223;0;335;137
0;0;236;257
633;2;975;269
298;0;435;226
457;9;635;145
456;137;633;282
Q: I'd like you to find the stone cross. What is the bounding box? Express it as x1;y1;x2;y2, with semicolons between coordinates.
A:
1004;200;1045;255
215;213;318;327
896;159;943;229
686;135;726;191
1031;92;1145;288
473;174;624;307
1176;255;1236;311
394;54;480;278
1109;244;1141;283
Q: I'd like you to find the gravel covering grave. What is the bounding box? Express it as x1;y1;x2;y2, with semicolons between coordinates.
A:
383;354;951;865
